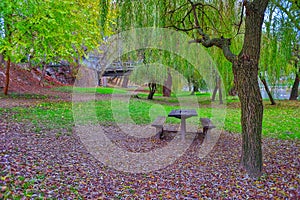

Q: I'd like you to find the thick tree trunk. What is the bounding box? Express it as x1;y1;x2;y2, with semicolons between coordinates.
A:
232;0;268;178
148;82;156;100
4;57;11;95
259;75;276;105
289;65;299;100
163;69;172;97
234;60;263;178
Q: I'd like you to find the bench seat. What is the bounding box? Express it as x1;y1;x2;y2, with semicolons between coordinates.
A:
200;118;216;134
151;116;166;139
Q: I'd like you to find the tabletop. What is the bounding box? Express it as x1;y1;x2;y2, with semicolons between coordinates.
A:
168;109;198;119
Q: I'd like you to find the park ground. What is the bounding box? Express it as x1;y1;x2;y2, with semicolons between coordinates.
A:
0;66;299;199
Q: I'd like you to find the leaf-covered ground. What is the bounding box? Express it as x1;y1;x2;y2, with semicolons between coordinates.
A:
1;117;299;199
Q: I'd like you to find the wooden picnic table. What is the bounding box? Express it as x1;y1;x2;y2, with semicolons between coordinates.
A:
168;109;198;140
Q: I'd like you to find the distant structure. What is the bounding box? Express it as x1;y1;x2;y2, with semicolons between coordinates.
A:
82;47;142;87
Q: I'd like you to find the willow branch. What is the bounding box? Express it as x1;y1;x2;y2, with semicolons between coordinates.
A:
235;1;245;36
273;2;300;31
189;37;236;62
187;0;236;63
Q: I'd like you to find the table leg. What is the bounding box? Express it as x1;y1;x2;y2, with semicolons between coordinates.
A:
180;117;186;140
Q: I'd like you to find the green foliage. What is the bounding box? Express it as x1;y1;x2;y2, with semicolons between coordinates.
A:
0;0;114;65
53;86;128;94
260;1;299;85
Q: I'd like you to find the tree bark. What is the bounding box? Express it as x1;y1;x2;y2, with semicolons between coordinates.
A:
163;69;172;97
289;64;299;100
232;0;268;178
259;75;276;105
4;57;11;95
148;82;156;100
234;59;263;178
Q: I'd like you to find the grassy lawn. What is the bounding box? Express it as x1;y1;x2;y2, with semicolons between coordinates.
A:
53;85;128;94
1;87;298;140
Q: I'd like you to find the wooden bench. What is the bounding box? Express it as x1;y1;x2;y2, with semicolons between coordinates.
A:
151;116;166;139
200;118;216;134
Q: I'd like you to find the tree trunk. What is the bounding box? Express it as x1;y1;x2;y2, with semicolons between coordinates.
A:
218;78;223;104
97;71;102;86
163;69;172;97
39;64;47;87
122;75;129;88
190;79;199;95
232;0;268;178
234;59;263;178
212;76;223;104
211;79;218;101
259;75;276;105
4;57;11;95
289;65;299;100
0;54;3;65
148;82;156;100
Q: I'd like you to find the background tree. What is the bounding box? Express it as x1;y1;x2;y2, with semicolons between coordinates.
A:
0;0;114;95
117;0;271;177
289;44;299;100
260;0;299;103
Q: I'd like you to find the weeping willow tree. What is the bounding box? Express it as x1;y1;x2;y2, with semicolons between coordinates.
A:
116;0;270;178
260;0;299;103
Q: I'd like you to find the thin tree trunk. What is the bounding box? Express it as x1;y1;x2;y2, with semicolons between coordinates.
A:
190;79;199;95
122;75;129;88
148;82;156;99
0;54;3;65
163;69;172;97
289;65;299;100
39;64;47;87
212;77;223;104
190;85;198;95
218;78;223;104
97;71;102;86
259;75;276;105
4;57;11;95
212;77;218;101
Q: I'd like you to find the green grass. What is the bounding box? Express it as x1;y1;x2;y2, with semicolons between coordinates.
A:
10;102;74;133
0;92;48;99
2;93;299;140
52;86;128;94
